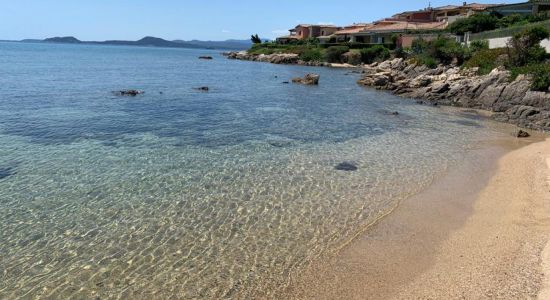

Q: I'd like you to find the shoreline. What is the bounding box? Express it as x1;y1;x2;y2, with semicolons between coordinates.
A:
225;53;550;132
281;136;550;299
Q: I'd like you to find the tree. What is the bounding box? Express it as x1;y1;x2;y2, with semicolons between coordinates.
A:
250;34;262;44
448;13;499;34
507;26;550;66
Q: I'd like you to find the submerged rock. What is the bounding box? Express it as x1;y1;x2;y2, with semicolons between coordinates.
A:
335;162;358;171
516;130;530;138
199;56;213;60
113;90;144;96
0;166;15;180
292;74;320;85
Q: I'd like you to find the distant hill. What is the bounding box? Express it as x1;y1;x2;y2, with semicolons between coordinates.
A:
44;36;81;43
34;36;253;50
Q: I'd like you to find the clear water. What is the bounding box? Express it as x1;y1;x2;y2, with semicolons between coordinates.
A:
0;42;511;298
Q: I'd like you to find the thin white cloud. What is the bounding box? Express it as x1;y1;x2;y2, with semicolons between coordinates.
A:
221;29;231;33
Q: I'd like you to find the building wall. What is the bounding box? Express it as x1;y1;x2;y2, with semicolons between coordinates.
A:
400;34;439;48
295;26;311;39
489;3;535;16
484;36;550;53
408;11;434;21
320;27;339;37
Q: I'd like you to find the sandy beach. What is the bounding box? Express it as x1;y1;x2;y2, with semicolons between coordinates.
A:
284;137;550;299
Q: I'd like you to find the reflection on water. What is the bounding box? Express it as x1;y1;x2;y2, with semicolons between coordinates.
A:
0;42;512;298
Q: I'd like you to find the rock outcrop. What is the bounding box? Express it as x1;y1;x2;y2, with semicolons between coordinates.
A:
225;51;329;66
292;74;320;85
113;90;144;96
358;58;550;131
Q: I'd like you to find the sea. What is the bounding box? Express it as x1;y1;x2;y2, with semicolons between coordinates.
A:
0;41;515;298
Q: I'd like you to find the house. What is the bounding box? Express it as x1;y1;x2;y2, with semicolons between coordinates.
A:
350;20;449;45
486;0;550;16
318;23;371;44
283;24;341;40
392;2;500;24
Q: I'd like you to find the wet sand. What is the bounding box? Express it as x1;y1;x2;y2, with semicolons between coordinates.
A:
283;137;550;299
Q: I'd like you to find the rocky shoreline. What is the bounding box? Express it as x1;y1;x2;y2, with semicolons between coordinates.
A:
225;52;549;131
358;58;550;131
225;51;332;67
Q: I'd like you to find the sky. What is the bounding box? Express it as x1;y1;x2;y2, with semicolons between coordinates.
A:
0;0;518;41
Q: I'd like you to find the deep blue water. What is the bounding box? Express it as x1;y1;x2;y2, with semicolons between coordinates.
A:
0;42;514;298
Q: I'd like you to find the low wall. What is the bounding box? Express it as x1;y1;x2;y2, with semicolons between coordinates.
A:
486;36;550;52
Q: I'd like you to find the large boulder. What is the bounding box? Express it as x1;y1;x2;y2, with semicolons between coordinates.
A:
292;74;320;85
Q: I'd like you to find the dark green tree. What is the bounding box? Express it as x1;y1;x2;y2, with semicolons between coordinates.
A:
250;34;262;44
507;26;550;66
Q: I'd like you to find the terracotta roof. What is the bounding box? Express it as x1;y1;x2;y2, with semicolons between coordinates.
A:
295;24;340;28
433;5;460;10
363;21;448;32
334;23;371;34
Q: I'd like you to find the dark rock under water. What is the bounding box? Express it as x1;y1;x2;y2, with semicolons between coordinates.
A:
0;167;16;180
335;162;358;171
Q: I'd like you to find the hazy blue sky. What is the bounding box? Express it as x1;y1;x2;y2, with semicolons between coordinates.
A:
1;0;517;41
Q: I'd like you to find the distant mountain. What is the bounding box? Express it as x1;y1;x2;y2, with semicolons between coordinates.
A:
93;36;199;48
34;36;252;50
44;36;81;43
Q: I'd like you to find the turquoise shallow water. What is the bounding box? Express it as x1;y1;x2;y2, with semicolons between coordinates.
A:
0;42;512;298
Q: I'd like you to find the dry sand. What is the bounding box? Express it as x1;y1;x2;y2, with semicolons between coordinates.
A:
283;137;550;299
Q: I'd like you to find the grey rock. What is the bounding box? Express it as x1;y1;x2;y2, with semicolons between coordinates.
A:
335;162;358;171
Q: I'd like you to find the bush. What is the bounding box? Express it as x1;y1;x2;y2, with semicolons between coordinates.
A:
342;50;362;65
411;38;429;55
430;37;469;65
360;45;391;64
394;47;408;59
410;54;437;68
530;64;550;91
448;13;499;34
510;63;550;91
325;46;350;63
300;48;323;62
507;26;550;66
464;48;507;74
469;40;489;52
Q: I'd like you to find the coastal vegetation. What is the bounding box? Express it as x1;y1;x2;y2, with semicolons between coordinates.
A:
448;12;550;34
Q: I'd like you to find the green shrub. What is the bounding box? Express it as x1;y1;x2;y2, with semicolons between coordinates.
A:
530;64;550;91
410;55;438;68
469;40;489;52
360;45;391;64
394;47;408;59
464;48;507;74
299;48;323;62
411;38;429;55
342;50;362;65
510;63;550;91
430;37;469;65
325;46;350;63
448;13;499;34
507;26;550;66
